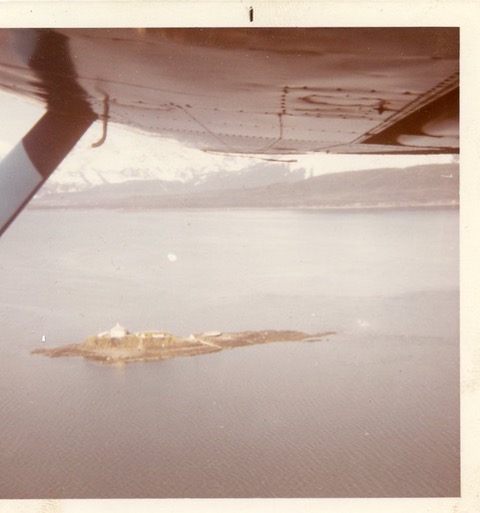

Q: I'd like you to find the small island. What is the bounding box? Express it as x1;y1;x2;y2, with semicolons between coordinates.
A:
31;323;335;364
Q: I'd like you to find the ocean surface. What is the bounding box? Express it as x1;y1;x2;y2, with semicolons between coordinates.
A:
0;208;459;498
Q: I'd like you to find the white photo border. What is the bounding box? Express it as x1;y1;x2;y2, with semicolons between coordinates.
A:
0;2;478;512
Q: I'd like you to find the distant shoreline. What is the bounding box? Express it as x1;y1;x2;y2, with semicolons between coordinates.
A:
29;164;459;212
28;202;459;212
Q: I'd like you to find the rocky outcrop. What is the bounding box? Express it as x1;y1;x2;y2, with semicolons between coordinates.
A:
32;329;335;364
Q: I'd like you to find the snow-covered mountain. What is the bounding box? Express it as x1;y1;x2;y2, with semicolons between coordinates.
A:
33;163;459;210
0;118;457;200
29;123;309;197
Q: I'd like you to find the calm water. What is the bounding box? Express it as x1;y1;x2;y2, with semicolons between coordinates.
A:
0;208;459;498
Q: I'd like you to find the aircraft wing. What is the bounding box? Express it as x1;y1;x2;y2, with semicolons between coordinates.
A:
0;28;459;235
0;28;459;155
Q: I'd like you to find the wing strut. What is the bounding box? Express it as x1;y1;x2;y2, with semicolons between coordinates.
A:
0;29;96;237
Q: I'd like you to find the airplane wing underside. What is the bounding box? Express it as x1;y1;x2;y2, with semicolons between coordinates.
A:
0;28;459;156
0;27;460;236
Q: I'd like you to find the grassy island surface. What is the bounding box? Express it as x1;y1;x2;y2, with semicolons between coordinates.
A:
32;329;335;364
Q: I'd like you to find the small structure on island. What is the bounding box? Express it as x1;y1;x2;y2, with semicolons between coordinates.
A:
109;323;129;339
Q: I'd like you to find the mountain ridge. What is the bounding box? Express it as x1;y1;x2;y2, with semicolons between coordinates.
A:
32;163;459;210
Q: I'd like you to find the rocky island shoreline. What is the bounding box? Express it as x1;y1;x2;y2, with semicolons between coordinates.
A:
32;324;335;364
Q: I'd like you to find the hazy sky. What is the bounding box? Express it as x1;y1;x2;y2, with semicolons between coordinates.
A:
0;89;455;179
